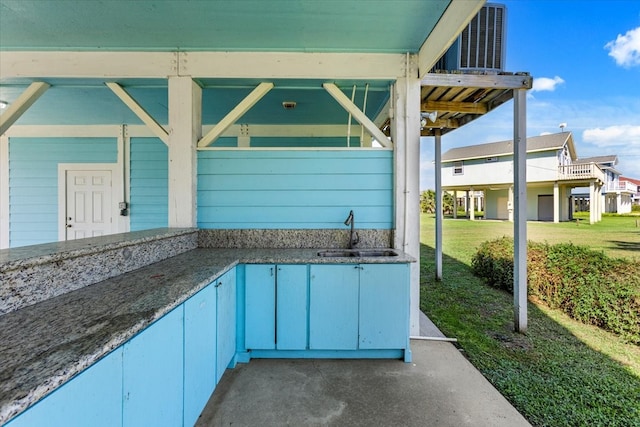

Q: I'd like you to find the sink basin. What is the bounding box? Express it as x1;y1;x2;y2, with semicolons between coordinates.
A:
317;249;398;258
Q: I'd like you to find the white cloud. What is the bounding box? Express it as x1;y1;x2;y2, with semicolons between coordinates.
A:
531;76;565;92
605;27;640;68
582;125;640;146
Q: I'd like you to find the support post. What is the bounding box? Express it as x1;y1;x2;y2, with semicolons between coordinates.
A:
434;129;443;281
508;185;514;222
589;181;596;224
553;182;559;223
168;77;201;228
391;68;421;337
452;190;457;219
469;188;475;221
513;88;527;333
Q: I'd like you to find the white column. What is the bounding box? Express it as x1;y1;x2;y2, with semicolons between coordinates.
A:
553;182;559;223
435;130;443;281
452;190;458;219
598;184;603;222
465;191;470;216
168;77;201;228
392;66;421;337
589;181;596;224
508;185;514;222
513;88;527;333
469;188;475;221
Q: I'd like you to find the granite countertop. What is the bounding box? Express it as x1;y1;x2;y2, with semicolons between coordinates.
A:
0;247;413;423
0;228;196;272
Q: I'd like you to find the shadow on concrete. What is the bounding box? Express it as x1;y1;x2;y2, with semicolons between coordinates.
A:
419;242;640;425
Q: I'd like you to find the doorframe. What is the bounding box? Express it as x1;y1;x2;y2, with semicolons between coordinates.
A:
57;163;126;241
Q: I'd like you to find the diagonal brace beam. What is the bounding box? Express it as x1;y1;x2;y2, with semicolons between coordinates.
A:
323;83;391;148
0;82;50;136
198;82;274;148
106;82;169;145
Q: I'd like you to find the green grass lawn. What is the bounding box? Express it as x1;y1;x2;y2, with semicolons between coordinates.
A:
420;214;640;427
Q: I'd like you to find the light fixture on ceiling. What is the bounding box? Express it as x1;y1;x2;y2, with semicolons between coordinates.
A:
0;101;8;109
282;101;297;110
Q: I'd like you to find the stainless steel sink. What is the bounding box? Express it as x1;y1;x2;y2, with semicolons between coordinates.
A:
317;249;398;258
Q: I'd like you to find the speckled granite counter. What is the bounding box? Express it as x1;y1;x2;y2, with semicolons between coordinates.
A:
0;228;198;315
0;246;413;424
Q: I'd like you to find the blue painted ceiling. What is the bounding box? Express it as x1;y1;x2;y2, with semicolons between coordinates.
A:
0;0;451;127
0;1;449;52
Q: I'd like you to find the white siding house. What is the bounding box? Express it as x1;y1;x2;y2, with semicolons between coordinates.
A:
578;156;635;214
442;132;608;224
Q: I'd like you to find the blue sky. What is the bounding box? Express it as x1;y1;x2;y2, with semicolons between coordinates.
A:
420;0;640;190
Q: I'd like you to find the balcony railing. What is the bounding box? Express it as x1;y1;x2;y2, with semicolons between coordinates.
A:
606;180;638;193
558;163;605;183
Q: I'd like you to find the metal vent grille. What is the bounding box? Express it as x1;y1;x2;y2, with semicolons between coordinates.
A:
459;4;505;71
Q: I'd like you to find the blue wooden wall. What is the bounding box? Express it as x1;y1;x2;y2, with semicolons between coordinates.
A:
129;138;168;231
197;149;393;229
8;137;117;247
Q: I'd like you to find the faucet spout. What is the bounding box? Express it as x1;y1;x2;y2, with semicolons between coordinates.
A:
344;210;359;249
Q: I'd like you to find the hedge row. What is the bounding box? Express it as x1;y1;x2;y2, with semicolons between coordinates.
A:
471;237;640;344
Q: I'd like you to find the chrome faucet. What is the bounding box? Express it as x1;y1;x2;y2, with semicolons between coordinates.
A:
344;210;359;249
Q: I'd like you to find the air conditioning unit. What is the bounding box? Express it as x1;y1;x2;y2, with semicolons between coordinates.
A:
432;3;506;72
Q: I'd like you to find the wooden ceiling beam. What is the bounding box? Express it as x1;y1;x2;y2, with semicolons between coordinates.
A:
421;100;487;114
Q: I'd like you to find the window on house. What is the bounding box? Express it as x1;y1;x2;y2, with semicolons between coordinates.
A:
453;161;463;175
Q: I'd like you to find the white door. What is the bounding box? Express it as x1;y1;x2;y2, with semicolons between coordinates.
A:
65;170;113;240
496;196;508;219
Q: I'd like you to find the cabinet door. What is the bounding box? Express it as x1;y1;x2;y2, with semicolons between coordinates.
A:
359;264;409;349
123;307;184;427
184;283;217;427
6;348;123;427
245;264;276;349
216;268;237;384
309;264;359;350
276;264;308;350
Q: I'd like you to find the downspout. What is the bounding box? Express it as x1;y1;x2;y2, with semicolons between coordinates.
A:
347;85;356;147
360;83;369;143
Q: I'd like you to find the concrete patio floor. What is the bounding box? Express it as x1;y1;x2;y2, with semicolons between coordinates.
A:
196;313;531;427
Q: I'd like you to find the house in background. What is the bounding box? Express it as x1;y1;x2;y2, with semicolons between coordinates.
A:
442;131;609;224
572;156;634;215
620;176;640;206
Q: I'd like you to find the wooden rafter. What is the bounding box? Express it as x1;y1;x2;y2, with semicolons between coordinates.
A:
323;83;391;148
106;82;169;144
421;100;487;114
0;82;50;136
198;82;274;148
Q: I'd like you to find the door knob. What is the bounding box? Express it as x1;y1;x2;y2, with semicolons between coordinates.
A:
66;224;72;228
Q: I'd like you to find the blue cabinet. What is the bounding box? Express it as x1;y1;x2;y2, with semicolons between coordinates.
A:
245;264;308;350
215;268;237;384
184;284;217;427
122;306;184;427
309;263;409;351
309;264;360;350
359;264;409;349
6;268;239;427
276;265;308;350
5;348;123;427
245;264;276;349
